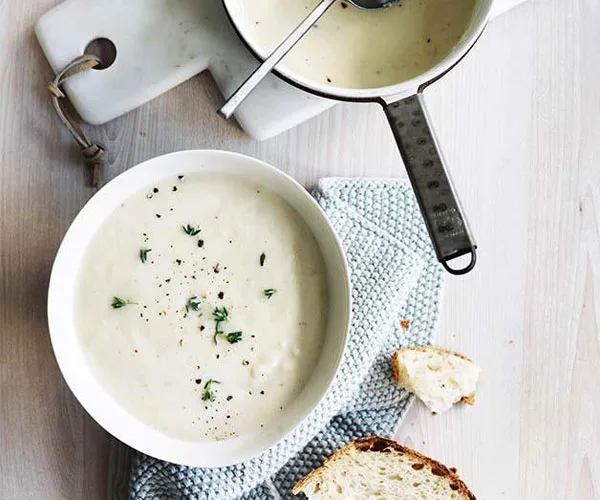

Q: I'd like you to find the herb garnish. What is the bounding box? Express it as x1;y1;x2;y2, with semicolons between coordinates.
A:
260;252;266;267
111;296;137;309
183;224;201;236
213;307;229;321
186;296;201;312
202;379;220;402
213;306;229;333
139;248;151;263
226;331;242;343
264;289;277;299
214;331;243;345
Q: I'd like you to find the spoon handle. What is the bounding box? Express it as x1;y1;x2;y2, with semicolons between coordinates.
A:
218;0;337;119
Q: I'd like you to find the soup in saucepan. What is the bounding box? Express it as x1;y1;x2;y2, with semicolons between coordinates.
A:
229;0;477;88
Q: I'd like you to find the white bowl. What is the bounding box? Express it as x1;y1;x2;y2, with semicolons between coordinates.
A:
47;150;351;467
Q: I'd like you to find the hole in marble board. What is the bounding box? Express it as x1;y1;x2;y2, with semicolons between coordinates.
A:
84;38;117;70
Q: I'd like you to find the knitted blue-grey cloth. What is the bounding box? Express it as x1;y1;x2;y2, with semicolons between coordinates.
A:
130;178;442;500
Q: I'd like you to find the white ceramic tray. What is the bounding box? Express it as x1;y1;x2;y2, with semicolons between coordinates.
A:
36;0;526;141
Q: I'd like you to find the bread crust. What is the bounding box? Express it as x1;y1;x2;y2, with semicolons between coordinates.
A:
461;393;476;405
391;350;402;383
293;435;477;499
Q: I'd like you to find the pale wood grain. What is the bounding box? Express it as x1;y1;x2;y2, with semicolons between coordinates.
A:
0;0;598;498
396;1;600;499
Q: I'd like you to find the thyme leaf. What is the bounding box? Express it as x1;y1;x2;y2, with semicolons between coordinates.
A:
139;248;151;263
202;379;220;402
226;331;243;344
111;296;137;309
186;296;201;312
213;330;243;345
213;306;229;322
183;224;201;236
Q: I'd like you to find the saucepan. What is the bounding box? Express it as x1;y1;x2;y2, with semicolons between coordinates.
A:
221;0;493;274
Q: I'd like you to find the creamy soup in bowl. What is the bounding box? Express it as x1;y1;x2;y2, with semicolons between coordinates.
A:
47;150;350;467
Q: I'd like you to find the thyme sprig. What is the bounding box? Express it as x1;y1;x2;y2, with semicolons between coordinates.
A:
213;306;229;334
139;248;151;263
213;331;243;345
202;379;220;402
186;296;201;312
111;296;137;309
183;224;201;236
226;331;243;343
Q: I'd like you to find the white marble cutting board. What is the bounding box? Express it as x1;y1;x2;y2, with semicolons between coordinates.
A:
35;0;527;141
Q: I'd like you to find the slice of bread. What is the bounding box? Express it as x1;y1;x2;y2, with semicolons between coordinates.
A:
392;346;481;414
293;436;476;499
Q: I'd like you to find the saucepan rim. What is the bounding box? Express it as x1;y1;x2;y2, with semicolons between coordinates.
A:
221;0;494;102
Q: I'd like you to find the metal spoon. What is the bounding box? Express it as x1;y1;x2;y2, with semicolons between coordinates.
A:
218;0;400;119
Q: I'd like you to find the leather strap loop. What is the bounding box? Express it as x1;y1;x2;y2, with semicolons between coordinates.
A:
49;54;105;187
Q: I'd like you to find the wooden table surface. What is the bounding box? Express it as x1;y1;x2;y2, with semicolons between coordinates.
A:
1;0;598;498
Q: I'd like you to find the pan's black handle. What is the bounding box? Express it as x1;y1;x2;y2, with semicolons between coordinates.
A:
383;93;477;275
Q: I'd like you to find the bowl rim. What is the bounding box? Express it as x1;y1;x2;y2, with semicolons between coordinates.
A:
47;149;351;467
